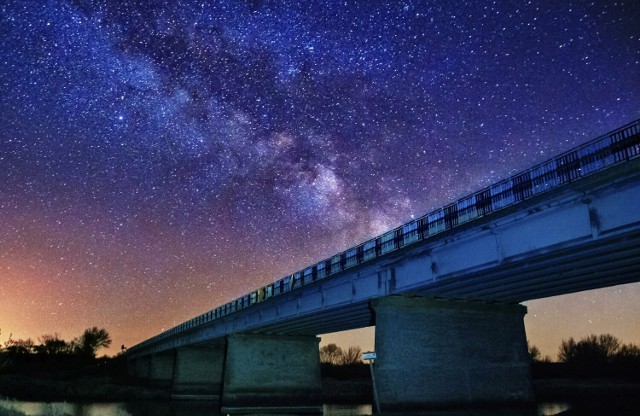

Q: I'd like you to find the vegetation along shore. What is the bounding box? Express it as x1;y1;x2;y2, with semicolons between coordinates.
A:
1;329;639;403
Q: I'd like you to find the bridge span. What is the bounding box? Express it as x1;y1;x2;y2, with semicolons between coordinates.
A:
127;120;640;412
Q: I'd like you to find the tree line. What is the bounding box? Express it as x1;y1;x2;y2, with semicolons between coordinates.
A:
529;333;640;364
320;334;640;381
0;327;112;371
319;343;363;366
321;333;640;368
319;344;369;379
530;333;640;379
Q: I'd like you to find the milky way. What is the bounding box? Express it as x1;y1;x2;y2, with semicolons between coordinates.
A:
1;1;639;355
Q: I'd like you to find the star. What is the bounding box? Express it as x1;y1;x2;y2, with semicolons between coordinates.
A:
0;0;638;357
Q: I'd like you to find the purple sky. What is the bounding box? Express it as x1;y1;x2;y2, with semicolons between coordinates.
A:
1;0;639;357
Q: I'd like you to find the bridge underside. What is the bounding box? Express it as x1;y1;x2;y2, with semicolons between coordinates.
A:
201;227;640;340
128;295;536;411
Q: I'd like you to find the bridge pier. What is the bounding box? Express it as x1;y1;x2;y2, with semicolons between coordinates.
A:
172;346;226;400
126;357;136;378
128;355;150;379
372;295;533;410
221;333;322;414
149;350;175;387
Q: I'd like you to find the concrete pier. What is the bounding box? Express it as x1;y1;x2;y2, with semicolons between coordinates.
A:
172;346;226;400
149;350;175;387
126;357;136;378
372;295;534;410
130;355;150;379
221;333;322;413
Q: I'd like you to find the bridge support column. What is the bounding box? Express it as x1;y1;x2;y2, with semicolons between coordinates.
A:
372;296;533;411
129;355;151;380
221;333;322;413
172;346;226;400
149;350;175;387
126;357;137;378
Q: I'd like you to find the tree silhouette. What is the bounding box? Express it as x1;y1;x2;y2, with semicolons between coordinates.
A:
615;343;640;361
320;344;363;365
558;333;625;376
612;342;640;380
558;337;577;363
35;334;70;355
558;334;621;365
73;327;112;358
320;343;343;365
340;346;362;365
528;341;542;361
3;338;35;355
596;334;621;357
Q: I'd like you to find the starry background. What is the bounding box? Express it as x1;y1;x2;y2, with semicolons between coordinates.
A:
1;0;639;358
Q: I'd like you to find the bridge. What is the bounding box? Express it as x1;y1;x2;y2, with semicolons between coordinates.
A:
126;119;640;412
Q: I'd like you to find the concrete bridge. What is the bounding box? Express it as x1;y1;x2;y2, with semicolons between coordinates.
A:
126;119;640;412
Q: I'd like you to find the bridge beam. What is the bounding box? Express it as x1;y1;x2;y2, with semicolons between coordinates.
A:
372;295;533;410
221;333;322;413
172;346;226;400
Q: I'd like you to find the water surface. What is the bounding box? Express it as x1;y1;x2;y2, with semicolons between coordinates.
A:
1;399;637;416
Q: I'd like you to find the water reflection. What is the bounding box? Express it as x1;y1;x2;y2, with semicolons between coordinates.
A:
126;400;220;416
0;400;133;416
537;403;570;416
323;404;372;416
0;400;637;416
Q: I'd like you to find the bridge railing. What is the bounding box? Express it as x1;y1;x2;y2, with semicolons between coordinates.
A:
128;119;640;354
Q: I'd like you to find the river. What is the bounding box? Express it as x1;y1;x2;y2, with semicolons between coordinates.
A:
3;399;640;416
0;399;590;416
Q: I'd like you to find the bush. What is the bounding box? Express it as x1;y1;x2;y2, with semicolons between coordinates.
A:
557;334;640;379
321;362;370;380
319;344;362;365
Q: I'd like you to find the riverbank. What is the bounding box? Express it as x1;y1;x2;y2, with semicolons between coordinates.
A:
323;377;640;403
1;374;639;404
533;378;640;401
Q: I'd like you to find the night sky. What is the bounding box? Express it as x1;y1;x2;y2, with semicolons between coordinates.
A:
1;1;639;358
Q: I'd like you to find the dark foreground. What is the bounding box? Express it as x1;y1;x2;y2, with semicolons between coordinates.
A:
0;374;167;402
1;374;640;405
